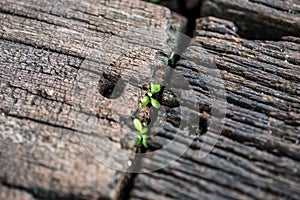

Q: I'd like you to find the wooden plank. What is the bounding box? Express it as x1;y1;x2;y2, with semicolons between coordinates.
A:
0;184;35;200
201;0;300;39
129;17;300;200
0;0;186;199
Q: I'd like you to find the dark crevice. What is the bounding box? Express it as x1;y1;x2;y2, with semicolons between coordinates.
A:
113;1;203;198
115;172;137;200
160;0;203;37
184;2;203;37
114;147;146;200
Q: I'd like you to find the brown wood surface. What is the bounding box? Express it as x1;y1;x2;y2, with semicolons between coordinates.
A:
0;0;300;200
0;0;186;199
201;0;300;39
129;17;300;200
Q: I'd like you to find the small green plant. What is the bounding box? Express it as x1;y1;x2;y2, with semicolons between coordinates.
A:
168;52;176;66
141;83;161;109
168;51;180;67
133;118;149;148
143;0;160;3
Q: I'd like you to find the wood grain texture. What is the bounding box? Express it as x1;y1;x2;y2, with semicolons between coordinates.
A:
201;0;300;39
0;0;186;199
1;0;300;199
129;16;300;200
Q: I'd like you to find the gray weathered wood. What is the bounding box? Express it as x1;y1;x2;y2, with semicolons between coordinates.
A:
0;0;186;199
1;0;300;199
129;16;300;200
201;0;300;39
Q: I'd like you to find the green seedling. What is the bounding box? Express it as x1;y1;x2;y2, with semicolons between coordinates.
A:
169;52;176;66
143;0;160;3
141;83;161;109
133;118;149;148
168;51;179;67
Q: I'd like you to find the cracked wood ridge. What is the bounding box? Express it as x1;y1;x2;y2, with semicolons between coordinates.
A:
0;0;186;199
1;0;300;200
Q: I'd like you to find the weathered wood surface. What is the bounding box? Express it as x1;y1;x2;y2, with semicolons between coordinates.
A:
201;0;300;39
129;17;300;200
0;0;186;199
1;0;300;200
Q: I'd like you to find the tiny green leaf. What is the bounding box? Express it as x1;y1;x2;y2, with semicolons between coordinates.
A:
142;135;149;148
135;135;142;146
168;52;177;66
169;52;175;60
133;118;143;132
151;98;161;109
141;96;150;106
147;91;153;97
145;0;160;3
140;127;148;135
150;83;161;94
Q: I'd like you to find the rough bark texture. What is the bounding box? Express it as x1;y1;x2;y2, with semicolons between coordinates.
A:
129;17;300;200
0;0;186;199
201;0;300;39
1;0;300;200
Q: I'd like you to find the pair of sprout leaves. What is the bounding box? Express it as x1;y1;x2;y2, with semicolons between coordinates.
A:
133;83;161;148
140;83;161;109
133;118;149;148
